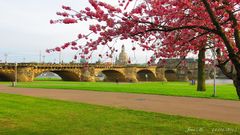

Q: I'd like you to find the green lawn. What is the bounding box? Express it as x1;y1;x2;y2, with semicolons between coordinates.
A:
5;81;238;100
0;93;239;135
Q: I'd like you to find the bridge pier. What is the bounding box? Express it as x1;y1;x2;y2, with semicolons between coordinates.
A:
124;67;138;82
81;68;95;82
177;74;189;82
156;68;167;82
17;67;35;82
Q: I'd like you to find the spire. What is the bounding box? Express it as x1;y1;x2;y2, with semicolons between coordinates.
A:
121;45;125;52
115;56;118;64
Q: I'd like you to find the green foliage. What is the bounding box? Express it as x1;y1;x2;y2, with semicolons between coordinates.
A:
0;93;239;135
10;81;239;100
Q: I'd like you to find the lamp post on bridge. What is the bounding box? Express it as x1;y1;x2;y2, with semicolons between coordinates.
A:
12;62;18;87
4;53;8;64
23;57;26;63
42;55;45;63
59;51;62;64
39;51;42;63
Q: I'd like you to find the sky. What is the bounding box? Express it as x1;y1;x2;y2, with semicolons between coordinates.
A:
0;0;152;64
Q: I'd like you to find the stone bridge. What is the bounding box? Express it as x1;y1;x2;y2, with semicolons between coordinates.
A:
0;63;211;82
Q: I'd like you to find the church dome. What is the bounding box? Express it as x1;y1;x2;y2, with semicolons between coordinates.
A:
116;45;128;65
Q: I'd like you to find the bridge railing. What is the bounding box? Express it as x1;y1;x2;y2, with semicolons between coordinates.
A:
0;63;156;68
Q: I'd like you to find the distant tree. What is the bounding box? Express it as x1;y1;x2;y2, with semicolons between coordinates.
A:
49;0;240;99
80;58;87;64
96;59;102;64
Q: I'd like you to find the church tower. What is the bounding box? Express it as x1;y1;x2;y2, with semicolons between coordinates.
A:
115;45;128;65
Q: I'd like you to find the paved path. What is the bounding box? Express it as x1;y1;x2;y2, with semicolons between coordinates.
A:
0;85;240;124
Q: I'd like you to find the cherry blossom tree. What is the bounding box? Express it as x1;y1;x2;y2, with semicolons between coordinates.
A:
49;0;240;99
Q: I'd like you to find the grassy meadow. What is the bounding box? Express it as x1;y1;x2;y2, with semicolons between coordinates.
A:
0;93;239;135
1;80;238;100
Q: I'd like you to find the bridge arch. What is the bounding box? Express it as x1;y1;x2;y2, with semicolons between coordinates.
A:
0;72;13;81
165;69;177;81
35;72;61;80
35;70;80;81
97;70;126;82
136;69;157;81
187;71;194;80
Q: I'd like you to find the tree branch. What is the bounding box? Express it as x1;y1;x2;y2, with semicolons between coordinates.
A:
216;48;233;79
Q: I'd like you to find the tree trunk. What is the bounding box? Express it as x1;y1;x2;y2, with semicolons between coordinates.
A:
233;76;240;99
197;47;206;91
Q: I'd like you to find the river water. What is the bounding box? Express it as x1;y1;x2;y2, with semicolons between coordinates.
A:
206;79;233;84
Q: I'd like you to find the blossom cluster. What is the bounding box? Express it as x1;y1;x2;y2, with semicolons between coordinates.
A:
48;0;240;65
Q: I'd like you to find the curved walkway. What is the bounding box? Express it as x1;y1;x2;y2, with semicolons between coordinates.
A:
0;84;240;124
